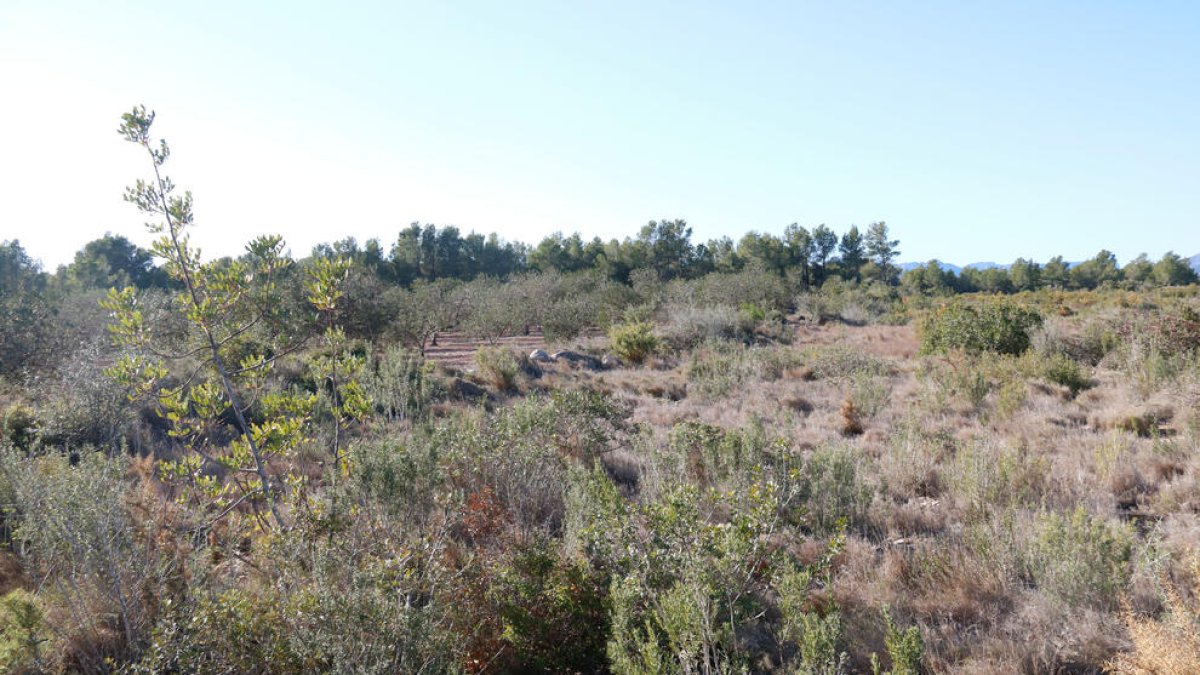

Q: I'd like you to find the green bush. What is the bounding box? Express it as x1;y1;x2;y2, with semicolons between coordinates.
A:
1040;352;1092;396
919;302;1043;355
474;346;523;392
778;563;847;675
0;589;44;672
803;344;891;380
609;321;659;364
0;450;168;670
489;538;610;671
0;402;37;450
686;341;757;398
1025;506;1132;609
351;437;444;522
851;371;892;419
668;420;787;488
364;346;442;421
796;445;872;535
874;608;924;675
598;481;828;674
133;589;301;673
947;441;1047;521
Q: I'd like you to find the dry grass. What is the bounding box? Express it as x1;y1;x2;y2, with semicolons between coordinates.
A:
1108;588;1200;674
14;293;1195;673
583;306;1200;670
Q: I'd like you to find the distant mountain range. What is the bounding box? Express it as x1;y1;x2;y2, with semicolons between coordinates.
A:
899;253;1200;275
896;261;1000;274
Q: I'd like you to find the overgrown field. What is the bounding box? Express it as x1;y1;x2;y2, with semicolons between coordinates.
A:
2;108;1200;673
1;280;1199;673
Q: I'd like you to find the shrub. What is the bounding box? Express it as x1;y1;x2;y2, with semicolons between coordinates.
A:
609;321;659;365
1105;310;1200;396
488;538;610;671
37;340;137;451
133;589;301;673
1040;352;1092;397
598;480;836;674
0;450;172;670
668;420;787;488
1025;507;1132;609
0;403;37;450
278;534;461;673
919;302;1043;355
755;347;808;380
660;304;752;349
437;391;629;537
794;292;838;324
777;537;849;675
797;280;903;326
0;589;44;672
796;445;872;535
1117;312;1200;357
947;441;1047;521
474;347;524;392
686;341;757;399
874;608;924;675
364;346;442;421
851;372;891;419
803;344;892;380
994;378;1028;419
350;437;444;522
1120;337;1197;397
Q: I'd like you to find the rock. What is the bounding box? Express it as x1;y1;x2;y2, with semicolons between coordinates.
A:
552;350;601;370
529;349;553;363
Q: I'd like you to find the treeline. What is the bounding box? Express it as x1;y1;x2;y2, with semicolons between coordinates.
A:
903;250;1199;295
3;222;1197;377
1;220;901;295
313;220;902;288
8;221;1196;300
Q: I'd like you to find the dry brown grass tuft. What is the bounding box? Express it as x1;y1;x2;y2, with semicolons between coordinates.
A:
1108;591;1200;674
1091;404;1175;438
840;398;864;436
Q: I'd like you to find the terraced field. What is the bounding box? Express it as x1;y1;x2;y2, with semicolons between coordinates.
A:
422;327;606;369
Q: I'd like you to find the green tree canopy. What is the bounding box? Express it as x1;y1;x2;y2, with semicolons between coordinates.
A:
864;221;900;284
836;226;866;281
1152;251;1199;286
59;233;164;291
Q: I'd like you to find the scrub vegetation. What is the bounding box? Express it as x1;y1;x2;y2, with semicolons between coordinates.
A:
1;108;1199;673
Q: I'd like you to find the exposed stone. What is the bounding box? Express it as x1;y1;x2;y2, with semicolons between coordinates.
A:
552;350;601;370
600;353;623;369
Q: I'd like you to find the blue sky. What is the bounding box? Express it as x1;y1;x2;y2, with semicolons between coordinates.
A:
1;1;1197;268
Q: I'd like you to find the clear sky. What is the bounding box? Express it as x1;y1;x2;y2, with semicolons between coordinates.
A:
2;1;1197;269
